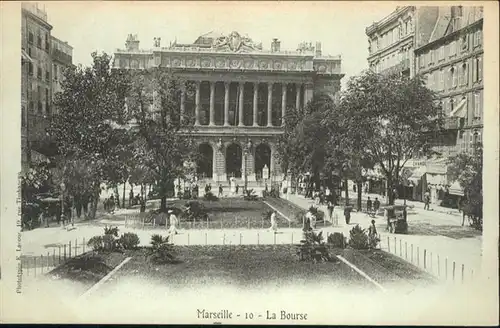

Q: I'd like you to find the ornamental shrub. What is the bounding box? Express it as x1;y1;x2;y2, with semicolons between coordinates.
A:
104;225;119;237
87;236;104;251
203;192;219;201
148;234;176;264
348;225;369;250
119;232;140;250
327;232;346;248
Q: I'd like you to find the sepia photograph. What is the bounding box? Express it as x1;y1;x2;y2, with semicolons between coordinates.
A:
1;1;498;325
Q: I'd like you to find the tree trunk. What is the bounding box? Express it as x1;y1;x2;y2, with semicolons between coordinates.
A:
114;186;120;208
160;196;167;213
356;180;363;212
344;179;349;206
387;178;395;205
122;182;126;208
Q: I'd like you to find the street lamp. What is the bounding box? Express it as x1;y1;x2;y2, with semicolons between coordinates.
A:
243;139;252;193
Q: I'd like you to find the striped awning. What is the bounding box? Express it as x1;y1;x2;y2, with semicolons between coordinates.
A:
448;181;464;196
449;98;467;118
21;49;33;62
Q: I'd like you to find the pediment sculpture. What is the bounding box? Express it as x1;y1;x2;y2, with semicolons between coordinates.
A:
213;31;263;52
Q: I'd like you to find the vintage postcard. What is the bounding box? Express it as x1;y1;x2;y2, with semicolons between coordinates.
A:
1;1;498;325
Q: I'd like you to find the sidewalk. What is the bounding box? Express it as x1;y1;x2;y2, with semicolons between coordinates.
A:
286;193;482;283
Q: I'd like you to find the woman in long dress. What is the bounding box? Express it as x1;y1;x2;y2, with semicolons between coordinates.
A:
168;210;179;237
269;210;278;232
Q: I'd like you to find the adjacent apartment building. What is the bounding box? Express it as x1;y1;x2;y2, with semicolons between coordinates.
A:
365;5;483;205
21;2;73;171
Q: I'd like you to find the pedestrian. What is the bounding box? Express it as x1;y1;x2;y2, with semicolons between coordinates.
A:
304;210;313;232
205;184;210;194
208;183;212;192
366;197;372;215
269;210;278;233
373;197;380;216
344;205;351;225
325;187;331;201
218;184;223;198
368;219;379;248
129;189;134;207
424;190;431;210
168;209;179;238
393;188;398;200
327;200;334;222
353;184;356;193
109;195;115;213
235;184;239;195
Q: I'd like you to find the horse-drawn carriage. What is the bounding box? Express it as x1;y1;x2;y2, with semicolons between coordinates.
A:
22;193;62;230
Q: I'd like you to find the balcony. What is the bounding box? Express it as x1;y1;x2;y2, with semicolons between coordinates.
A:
51;48;73;65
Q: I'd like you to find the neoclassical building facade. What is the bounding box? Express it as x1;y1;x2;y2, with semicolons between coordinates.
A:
113;31;343;185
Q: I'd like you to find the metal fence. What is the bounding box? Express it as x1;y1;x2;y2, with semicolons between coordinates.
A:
379;234;477;284
21;237;88;278
123;214;332;230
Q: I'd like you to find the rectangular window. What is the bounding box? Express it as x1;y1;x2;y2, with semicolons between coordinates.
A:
54;64;58;81
439;70;444;90
478;56;483;81
46;101;51;115
37;86;41;100
45;33;50;51
38;101;43;114
28;63;33;75
474;92;481;118
45;88;49;101
28;32;34;44
429;50;434;64
461;34;468;51
29;101;34;112
37;67;42;79
45;71;50;82
37;35;42;48
28;47;32;57
438;46;444;60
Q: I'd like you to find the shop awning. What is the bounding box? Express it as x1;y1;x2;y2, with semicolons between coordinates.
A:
407;166;426;184
449;98;467;118
448;180;464;196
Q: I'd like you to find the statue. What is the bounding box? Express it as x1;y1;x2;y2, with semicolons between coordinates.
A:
153;37;161;47
212;31;262;52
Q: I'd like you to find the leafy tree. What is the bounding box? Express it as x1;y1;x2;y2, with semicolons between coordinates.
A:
48;52;130;218
276;93;333;190
121;68;196;212
448;143;483;229
336;71;442;205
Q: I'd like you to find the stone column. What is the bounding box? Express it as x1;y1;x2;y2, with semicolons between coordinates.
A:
224;82;230;126
195;81;201;126
267;82;273;127
281;83;287;126
295;83;301;110
238;82;245;127
209;81;215;126
304;82;314;107
180;81;186;123
253;83;258;126
212;141;217;182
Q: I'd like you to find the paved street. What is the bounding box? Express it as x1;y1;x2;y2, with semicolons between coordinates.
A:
287;193;482;282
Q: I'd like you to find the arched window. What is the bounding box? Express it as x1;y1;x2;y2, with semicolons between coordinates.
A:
459;62;467;86
451;66;457;87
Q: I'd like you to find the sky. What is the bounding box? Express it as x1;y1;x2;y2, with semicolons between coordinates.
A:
41;1;397;89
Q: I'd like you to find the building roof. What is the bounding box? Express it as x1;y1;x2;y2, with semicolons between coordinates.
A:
429;15;451;43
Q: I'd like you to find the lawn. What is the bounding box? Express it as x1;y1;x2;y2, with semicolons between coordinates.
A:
95;245;374;292
122;198;321;230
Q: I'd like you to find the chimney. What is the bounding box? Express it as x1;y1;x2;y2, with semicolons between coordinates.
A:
271;38;281;52
315;42;322;56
